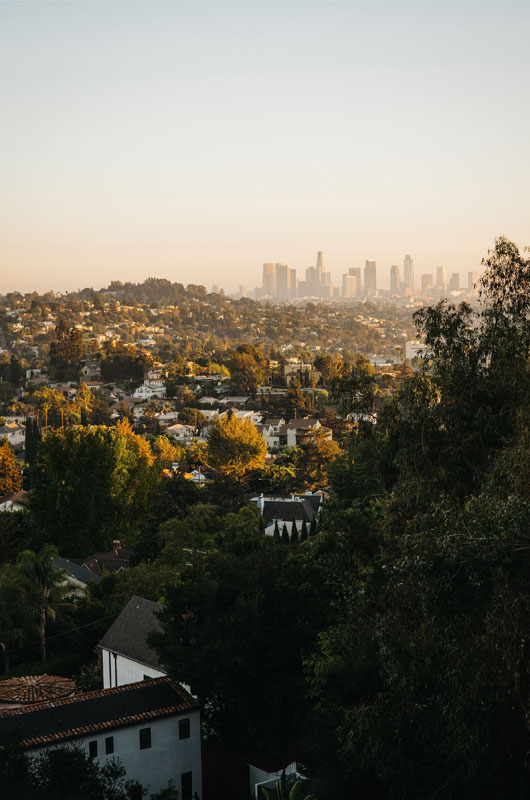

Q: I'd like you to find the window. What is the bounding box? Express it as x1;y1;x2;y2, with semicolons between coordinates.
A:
179;718;190;739
139;727;151;750
181;771;192;800
105;736;114;755
88;740;98;758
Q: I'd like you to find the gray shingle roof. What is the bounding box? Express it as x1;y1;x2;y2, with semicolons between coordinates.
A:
262;498;316;523
97;595;165;671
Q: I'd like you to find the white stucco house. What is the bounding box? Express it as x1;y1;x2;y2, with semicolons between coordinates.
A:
0;421;26;449
0;677;202;799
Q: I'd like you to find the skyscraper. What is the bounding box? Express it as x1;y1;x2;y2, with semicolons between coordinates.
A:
364;260;377;296
348;267;362;295
239;284;247;298
448;273;460;292
468;271;479;290
342;274;357;297
262;263;276;295
275;263;289;299
421;274;433;294
390;265;400;295
403;254;414;293
288;267;297;298
435;265;446;288
316;251;325;283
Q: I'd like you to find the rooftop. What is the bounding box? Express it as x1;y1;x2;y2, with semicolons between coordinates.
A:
0;677;197;749
0;675;75;706
98;595;164;671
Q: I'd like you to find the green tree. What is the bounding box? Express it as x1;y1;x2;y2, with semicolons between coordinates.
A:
0;437;21;494
206;414;267;479
0;741;144;800
11;545;72;661
151;544;331;759
30;421;155;555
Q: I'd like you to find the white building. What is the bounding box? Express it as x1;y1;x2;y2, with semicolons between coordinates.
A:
98;596;167;689
0;421;26;449
0;677;202;799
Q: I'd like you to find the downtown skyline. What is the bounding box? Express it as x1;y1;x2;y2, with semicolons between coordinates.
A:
2;1;529;294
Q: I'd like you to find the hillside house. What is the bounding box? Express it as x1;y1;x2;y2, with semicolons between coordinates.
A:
79;360;102;382
251;492;324;537
0;421;25;450
278;418;332;448
98;596;166;688
0;677;202;799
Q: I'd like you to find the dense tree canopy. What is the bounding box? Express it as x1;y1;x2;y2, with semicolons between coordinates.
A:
30;420;155;555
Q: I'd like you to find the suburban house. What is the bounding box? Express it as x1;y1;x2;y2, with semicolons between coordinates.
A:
258;418;285;450
133;366;167;400
283;361;321;386
98;595;166;689
54;556;101;594
251;492;324;537
0;677;202;799
278;418;332;448
0;489;28;512
71;540;131;578
166;422;195;442
0;421;26;450
79;360;102;382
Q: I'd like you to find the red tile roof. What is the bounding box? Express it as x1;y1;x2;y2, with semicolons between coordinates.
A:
0;675;75;705
0;677;198;749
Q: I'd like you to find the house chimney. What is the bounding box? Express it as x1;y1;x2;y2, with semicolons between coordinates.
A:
112;539;121;550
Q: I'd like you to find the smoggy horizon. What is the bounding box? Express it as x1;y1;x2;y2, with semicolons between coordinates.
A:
2;1;529;294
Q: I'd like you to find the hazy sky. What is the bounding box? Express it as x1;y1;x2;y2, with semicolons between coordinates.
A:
1;0;529;293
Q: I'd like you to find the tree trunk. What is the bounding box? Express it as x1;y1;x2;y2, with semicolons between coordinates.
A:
39;606;47;661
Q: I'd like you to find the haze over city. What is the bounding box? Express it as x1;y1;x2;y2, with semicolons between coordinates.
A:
2;0;530;294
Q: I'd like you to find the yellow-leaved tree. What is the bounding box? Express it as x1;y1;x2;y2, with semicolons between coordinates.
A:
206;414;267;479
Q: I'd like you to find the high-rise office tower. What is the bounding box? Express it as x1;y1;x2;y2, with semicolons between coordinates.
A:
316;251;325;282
288;267;297;298
239;284;247;298
390;265;400;295
275;263;289;299
421;274;433;294
403;254;414;293
342;274;358;297
468;271;479;290
364;260;377;295
435;266;446;288
262;263;276;295
448;273;460;292
349;267;362;295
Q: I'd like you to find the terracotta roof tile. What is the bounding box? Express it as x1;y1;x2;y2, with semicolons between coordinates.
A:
0;675;75;705
0;677;197;749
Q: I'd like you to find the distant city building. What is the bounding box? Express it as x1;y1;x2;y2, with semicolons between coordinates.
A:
435;265;446;288
468;270;479;290
275;263;289;299
421;274;433;294
448;273;460;292
364;260;377;296
298;251;333;298
239;284;247;298
390;265;400;295
288;267;297;298
403;254;414;293
348;267;362;295
342;274;358;297
262;263;276;295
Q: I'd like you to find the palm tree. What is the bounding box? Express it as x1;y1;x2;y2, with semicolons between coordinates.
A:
262;773;313;800
16;545;72;661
